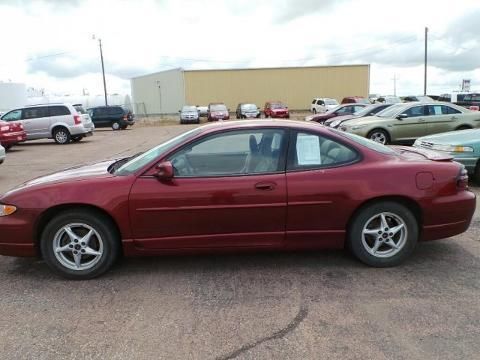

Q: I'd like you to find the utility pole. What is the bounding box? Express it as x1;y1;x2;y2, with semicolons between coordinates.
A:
392;73;398;96
424;27;428;96
93;35;108;106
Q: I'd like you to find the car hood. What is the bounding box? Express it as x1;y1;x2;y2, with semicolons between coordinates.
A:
6;160;116;194
417;129;480;145
342;115;388;127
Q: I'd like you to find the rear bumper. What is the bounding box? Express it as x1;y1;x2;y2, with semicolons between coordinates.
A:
0;132;27;146
70;124;95;136
421;190;476;241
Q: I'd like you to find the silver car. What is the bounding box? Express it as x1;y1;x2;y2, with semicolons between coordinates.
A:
179;105;200;124
0;144;5;164
0;103;94;144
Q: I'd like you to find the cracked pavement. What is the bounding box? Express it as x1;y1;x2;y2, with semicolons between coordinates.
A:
0;125;479;359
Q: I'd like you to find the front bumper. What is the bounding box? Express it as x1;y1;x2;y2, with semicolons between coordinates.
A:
0;209;38;257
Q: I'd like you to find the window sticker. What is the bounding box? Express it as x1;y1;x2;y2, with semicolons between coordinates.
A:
297;134;321;165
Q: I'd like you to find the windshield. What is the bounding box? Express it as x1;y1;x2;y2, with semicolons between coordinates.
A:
329;128;397;155
115;127;203;175
182;106;197;112
241;104;257;111
74;105;87;114
271;103;286;109
325;99;338;105
210;104;227;112
376;103;407;117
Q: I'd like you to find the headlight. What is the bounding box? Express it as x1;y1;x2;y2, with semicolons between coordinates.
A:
430;144;474;153
0;204;17;216
330;120;341;128
351;124;367;130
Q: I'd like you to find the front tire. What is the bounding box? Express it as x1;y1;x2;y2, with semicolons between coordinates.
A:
313;108;317;114
348;202;418;267
53;127;71;144
367;129;390;145
41;210;120;279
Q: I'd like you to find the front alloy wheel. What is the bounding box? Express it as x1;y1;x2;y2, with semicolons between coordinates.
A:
41;210;120;279
368;129;389;145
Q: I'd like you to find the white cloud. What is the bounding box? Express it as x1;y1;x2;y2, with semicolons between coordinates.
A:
1;0;479;97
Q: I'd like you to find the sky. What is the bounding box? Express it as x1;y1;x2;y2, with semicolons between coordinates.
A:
1;0;479;98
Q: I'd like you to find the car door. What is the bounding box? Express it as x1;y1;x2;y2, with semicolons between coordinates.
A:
285;130;360;249
22;107;50;139
48;106;72;134
1;109;23;131
391;105;428;142
128;128;288;250
425;104;458;135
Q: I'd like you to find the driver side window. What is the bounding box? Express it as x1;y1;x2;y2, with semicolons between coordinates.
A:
2;109;22;121
168;129;286;177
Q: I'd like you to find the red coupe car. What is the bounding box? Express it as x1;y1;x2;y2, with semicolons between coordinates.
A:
264;101;289;118
0;120;475;279
0;120;26;150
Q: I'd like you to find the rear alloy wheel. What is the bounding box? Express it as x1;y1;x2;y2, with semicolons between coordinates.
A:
112;122;120;130
53;127;71;144
348;201;418;267
41;210;120;279
368;129;389;145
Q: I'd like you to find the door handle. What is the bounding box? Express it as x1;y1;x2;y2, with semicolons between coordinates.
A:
255;182;276;191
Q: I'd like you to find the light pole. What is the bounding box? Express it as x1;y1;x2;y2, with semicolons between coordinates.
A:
93;35;108;106
424;27;428;96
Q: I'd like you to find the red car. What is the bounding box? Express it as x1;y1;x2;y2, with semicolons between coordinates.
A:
341;96;370;104
264;101;289;118
307;104;368;123
0;120;26;150
0;121;475;279
207;103;230;121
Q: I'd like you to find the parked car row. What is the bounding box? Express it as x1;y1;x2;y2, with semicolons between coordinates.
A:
0;103;134;165
179;101;289;124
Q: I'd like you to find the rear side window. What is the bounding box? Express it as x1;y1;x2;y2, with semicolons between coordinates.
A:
23;107;48;119
288;131;358;171
48;106;70;116
441;105;461;115
74;105;87;114
107;107;123;115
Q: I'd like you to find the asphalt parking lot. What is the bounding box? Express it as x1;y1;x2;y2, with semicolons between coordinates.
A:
0;124;479;359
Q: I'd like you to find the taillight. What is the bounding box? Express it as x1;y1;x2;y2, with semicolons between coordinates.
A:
74;115;82;125
123;115;128;120
0;125;9;132
456;167;469;190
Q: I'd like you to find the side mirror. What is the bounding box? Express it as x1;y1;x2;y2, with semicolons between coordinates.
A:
397;113;408;120
154;161;174;180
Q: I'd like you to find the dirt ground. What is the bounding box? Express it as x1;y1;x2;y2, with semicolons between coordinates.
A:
0;124;479;359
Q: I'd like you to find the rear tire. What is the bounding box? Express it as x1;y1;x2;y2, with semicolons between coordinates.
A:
120;125;128;130
367;129;390;145
3;144;12;151
348;201;418;267
71;136;83;142
41;209;120;279
456;125;472;131
53;127;71;144
474;161;480;185
112;122;120;130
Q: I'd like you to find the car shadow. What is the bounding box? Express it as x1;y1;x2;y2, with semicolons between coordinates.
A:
6;239;479;284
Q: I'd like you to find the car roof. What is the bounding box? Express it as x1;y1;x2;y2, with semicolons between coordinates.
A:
196;119;323;134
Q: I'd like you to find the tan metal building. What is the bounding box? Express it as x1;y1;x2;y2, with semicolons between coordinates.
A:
131;64;370;115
